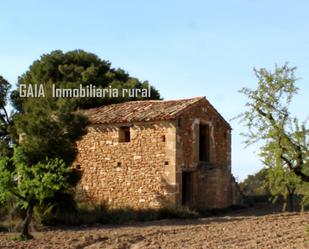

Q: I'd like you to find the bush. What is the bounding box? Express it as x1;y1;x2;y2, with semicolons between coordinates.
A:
41;202;199;226
1;197;247;230
243;194;273;206
157;206;199;219
0;197;25;232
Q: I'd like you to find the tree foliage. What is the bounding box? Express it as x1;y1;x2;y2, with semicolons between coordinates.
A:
0;156;72;238
267;165;301;211
0;50;162;239
0;76;15;157
261;141;309;211
0;157;71;206
239;168;269;196
0;86;87;238
13;96;88;166
236;64;309;182
12;49;161;111
240;165;309;211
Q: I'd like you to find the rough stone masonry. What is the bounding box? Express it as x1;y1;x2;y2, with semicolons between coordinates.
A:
74;97;241;209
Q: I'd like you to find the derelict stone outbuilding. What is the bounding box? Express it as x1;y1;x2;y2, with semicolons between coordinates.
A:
75;97;241;209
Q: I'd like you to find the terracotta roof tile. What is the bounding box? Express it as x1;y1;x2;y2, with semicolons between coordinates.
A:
83;97;204;124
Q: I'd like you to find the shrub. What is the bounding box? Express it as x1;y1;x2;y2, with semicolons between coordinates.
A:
41;202;199;226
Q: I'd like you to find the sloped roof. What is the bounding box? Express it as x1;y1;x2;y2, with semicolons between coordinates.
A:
83;97;205;124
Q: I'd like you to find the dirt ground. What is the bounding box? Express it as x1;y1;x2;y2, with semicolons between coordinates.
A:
0;207;309;249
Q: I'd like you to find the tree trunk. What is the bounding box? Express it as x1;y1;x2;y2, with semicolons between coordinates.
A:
21;202;34;239
286;192;295;212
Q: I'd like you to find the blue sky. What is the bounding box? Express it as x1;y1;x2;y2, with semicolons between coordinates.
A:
1;0;308;180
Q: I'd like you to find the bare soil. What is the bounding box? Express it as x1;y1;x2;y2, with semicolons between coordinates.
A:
0;208;308;249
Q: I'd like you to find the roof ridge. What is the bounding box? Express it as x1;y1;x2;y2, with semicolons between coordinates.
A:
84;96;204;111
117;96;204;103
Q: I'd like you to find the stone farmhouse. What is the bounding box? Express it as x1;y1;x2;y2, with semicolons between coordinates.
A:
75;97;241;210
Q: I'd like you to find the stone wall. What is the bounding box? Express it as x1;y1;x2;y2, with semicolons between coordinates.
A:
175;99;240;209
176;99;231;170
75;99;241;210
75;121;178;209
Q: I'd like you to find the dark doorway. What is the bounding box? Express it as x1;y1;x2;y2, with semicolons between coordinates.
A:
182;172;192;205
199;124;210;162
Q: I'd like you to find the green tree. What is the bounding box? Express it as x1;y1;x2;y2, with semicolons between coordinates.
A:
0;74;88;238
267;165;301;211
239;168;269;196
12;49;161;111
236;64;309;182
261;140;309;212
7;93;87;238
14;96;88;166
261;140;298;211
1;50;162;238
0;75;15;157
0;157;73;239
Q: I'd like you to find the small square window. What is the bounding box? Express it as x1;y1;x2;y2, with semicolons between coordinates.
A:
119;126;130;142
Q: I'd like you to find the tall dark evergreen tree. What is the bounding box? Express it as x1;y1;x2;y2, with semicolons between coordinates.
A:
12;49;161;111
0;50;162;239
